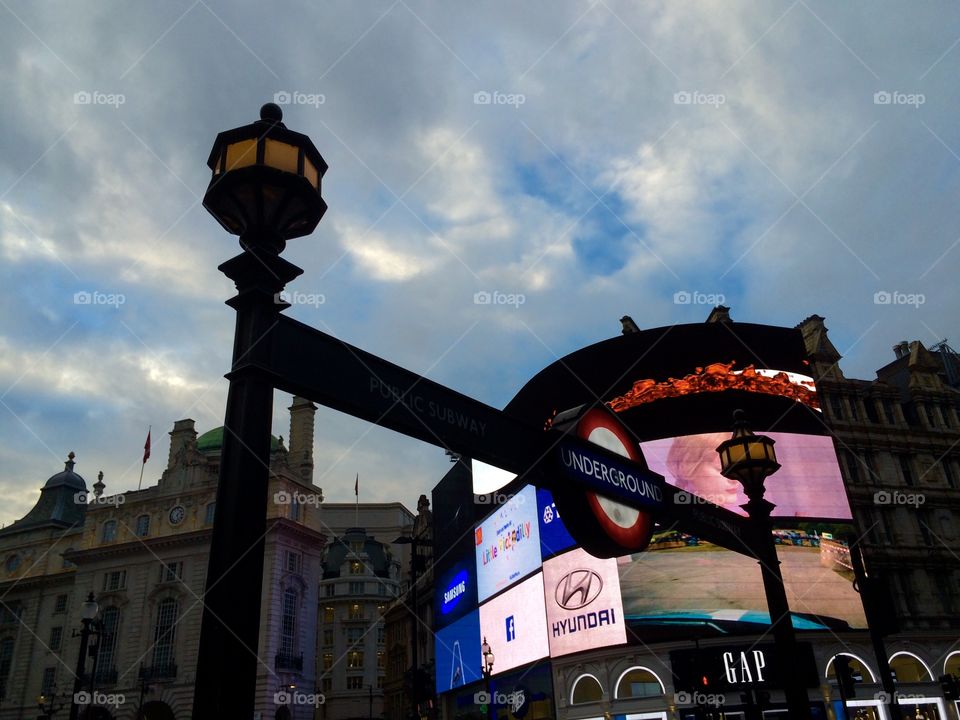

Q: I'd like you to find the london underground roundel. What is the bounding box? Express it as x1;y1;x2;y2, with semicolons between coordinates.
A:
552;407;656;558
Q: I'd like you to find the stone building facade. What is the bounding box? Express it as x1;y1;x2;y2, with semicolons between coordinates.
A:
0;397;327;720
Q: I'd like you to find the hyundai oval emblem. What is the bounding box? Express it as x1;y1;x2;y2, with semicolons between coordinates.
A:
555;569;603;610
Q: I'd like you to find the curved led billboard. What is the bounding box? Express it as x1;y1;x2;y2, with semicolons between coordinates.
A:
501;320;866;638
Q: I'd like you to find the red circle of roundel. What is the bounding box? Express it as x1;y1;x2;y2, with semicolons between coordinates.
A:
576;407;655;553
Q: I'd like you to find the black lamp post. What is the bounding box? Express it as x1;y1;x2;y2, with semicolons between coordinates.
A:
716;410;811;720
67;593;100;720
192;103;327;719
481;637;494;720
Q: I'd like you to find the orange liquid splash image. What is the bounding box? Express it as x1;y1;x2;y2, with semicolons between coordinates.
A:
605;361;819;412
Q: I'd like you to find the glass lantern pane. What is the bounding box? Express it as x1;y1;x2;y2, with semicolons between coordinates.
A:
304;158;319;189
264;139;300;174
225;139;258;171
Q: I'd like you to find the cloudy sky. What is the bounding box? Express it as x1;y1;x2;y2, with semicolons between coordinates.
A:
1;1;958;526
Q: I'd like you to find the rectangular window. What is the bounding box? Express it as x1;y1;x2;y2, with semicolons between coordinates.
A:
54;594;68;614
377;674;384;689
918;512;933;546
883;398;897;424
349;581;364;595
923;404;937;428
325;584;335;597
323;628;333;646
102;570;126;591
899;455;915;486
377;625;385;645
941;404;954;427
48;626;62;651
204;502;216;525
377;650;385;668
286;551;301;574
347;627;364;645
865;399;879;423
159;562;182;583
41;667;56;696
280;589;297;657
347;651;364;668
322;677;332;693
323;653;333;670
829;395;844;419
842;450;860;483
323;606;335;624
349;604;363;621
135;514;150;537
863;452;877;482
943;459;957;488
97;607;120;677
347;676;363;690
152;598;179;668
848;398;859;421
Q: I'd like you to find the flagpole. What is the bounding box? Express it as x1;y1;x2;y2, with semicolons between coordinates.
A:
355;473;359;527
138;425;151;491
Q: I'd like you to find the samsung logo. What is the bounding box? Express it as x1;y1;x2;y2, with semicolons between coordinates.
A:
441;570;469;613
444;581;466;604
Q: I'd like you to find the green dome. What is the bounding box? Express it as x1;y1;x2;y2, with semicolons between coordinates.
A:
196;427;282;453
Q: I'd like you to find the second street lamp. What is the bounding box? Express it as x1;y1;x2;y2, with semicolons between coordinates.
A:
193;104;328;719
481;638;494;720
716;410;812;720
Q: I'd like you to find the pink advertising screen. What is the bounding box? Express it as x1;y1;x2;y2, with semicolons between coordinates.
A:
640;432;852;521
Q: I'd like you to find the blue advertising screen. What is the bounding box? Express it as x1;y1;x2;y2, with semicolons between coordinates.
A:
475;485;542;602
536;487;576;560
435;609;482;694
434;558;477;629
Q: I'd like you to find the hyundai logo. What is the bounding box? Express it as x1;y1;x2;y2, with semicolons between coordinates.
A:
555;569;603;610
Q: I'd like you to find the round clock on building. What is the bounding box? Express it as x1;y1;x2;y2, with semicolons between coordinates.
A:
169;505;186;525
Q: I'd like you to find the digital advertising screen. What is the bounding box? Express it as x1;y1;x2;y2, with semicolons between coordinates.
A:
434;609;483;694
479;573;549;675
542;547;626;657
434;558;477;629
537;486;576;560
640;431;852;521
475;485;542;602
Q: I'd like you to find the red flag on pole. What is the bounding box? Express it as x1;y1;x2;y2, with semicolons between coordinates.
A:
143;429;151;464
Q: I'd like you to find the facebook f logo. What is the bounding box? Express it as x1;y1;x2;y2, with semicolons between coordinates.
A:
505;615;516;642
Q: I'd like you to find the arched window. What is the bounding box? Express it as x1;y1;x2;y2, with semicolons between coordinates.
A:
101;520;117;542
280;589;297;656
0;637;13;700
571;673;603;704
96;607;121;680
135;514;150;537
945;652;960;676
889;652;932;682
152;598;179;668
826;653;876;683
615;666;665;699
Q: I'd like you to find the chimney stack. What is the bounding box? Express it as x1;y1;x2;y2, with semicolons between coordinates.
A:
288;396;316;483
893;341;909;359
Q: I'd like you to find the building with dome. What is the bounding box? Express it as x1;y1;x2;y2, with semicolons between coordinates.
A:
316;527;402;720
0;397;328;720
